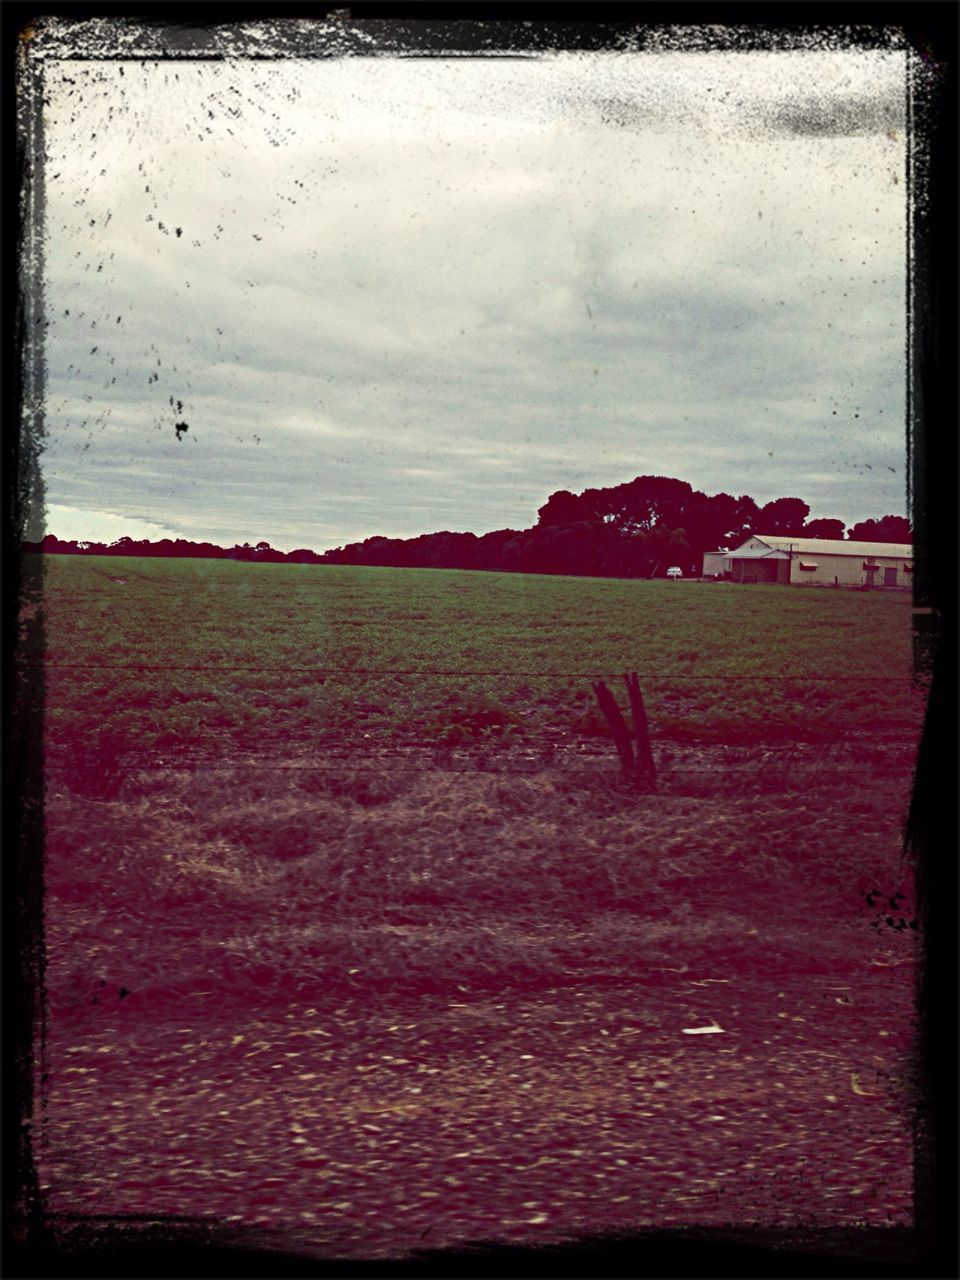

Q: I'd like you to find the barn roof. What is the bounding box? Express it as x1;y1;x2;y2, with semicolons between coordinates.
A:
743;535;913;558
727;543;789;560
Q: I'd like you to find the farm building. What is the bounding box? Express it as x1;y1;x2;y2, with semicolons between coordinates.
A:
710;535;913;588
702;548;732;578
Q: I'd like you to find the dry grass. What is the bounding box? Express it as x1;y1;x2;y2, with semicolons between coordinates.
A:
43;753;915;1014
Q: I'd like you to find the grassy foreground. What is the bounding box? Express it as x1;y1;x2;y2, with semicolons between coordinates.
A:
45;755;916;1011
37;552;922;1002
35;554;921;1249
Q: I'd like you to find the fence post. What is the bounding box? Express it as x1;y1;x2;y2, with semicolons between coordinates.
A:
624;671;657;792
591;679;635;774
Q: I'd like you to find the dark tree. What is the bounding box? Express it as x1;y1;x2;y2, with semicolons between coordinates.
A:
521;520;620;576
757;497;811;535
251;541;285;562
848;515;912;543
612;475;694;535
678;491;750;561
803;518;846;540
472;529;523;571
729;494;761;544
39;534;72;553
578;486;622;525
106;536;136;556
537;489;585;526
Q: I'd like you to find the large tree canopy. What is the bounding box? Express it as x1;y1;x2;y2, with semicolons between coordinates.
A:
803;518;847;540
537;489;586;526
756;497;811;536
848;515;912;543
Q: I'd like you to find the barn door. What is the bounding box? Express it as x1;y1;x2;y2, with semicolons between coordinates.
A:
883;566;897;587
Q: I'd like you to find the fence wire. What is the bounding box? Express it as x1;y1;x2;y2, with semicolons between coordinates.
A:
37;662;922;682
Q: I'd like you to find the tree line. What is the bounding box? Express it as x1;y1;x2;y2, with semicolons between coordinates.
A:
24;475;912;579
26;535;327;564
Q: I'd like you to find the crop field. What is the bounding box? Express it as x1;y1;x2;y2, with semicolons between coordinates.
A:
40;554;922;759
30;555;926;1264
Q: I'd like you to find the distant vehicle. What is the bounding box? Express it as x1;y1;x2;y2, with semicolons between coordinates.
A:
666;566;683;580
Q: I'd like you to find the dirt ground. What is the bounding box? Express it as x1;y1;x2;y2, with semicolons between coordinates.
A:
35;744;920;1262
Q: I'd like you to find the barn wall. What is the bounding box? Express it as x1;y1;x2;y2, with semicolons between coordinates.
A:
736;537;777;556
731;558;784;583
702;552;731;576
788;553;911;588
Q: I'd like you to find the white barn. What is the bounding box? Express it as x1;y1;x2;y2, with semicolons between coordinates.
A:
702;548;732;578
710;535;913;588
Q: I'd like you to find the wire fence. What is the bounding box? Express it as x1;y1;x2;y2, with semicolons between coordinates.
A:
36;662;924;682
46;758;918;789
35;652;926;791
103;758;917;777
45;730;921;771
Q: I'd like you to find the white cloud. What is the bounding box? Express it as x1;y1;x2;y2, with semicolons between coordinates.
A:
45;504;179;544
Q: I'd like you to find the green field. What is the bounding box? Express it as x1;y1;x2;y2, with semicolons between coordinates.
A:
37;554;922;769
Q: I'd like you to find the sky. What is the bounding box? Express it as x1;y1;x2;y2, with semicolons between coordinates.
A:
34;37;909;552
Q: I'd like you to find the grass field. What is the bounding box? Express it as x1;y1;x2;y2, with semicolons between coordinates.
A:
38;554;923;768
32;554;925;1258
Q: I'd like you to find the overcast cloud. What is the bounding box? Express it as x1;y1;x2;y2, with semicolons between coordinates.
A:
35;44;908;550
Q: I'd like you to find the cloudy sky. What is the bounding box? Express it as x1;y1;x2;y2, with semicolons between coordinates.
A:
35;36;909;551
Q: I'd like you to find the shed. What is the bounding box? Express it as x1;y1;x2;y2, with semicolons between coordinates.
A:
701;548;732;578
726;535;913;588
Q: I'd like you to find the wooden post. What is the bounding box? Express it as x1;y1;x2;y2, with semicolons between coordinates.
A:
624;671;657;792
591;680;634;774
